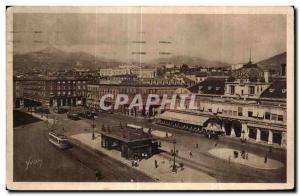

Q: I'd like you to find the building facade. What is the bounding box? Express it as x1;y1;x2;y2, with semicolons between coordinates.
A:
18;76;93;107
86;79;186;116
157;61;287;148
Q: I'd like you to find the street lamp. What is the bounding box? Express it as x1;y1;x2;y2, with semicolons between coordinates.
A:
172;140;177;172
92;115;97;140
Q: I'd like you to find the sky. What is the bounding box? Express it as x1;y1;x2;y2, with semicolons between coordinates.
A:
12;13;287;64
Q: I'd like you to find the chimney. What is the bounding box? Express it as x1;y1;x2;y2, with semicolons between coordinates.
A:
264;71;269;83
280;64;286;76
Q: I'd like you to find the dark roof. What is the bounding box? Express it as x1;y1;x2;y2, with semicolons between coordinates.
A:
230;63;265;82
101;125;154;143
260;79;286;99
188;77;225;95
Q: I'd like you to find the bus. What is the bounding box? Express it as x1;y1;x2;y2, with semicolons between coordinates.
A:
48;131;71;149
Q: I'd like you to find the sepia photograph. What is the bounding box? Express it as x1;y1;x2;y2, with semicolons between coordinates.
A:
6;6;294;190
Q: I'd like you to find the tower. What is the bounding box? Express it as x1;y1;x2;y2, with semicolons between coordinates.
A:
248;48;252;64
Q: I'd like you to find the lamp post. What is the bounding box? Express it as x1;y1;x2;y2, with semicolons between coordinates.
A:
92;115;97;140
92;117;95;140
172;140;177;172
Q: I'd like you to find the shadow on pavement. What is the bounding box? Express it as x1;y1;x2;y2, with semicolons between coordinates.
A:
13;110;42;128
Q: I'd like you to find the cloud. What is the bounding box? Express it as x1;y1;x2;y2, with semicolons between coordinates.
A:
13;13;286;64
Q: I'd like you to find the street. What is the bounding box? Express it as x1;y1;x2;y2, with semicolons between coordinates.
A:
13;111;153;182
84;111;287;182
13;109;287;182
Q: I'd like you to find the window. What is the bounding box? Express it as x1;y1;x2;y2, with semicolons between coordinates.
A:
230;85;235;95
248;111;253;117
265;112;271;120
208;109;212;112
208;86;212;90
238;107;243;116
271;114;278;121
269;88;275;93
249;86;255;95
216;87;221;90
278;115;284;121
282;89;286;93
233;111;238;116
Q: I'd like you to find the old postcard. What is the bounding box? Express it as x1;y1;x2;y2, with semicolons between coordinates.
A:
6;6;294;190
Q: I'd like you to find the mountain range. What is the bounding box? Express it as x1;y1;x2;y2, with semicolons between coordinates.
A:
257;52;287;71
13;46;286;71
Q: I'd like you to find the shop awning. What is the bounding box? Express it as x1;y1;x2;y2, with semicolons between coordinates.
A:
158;111;209;126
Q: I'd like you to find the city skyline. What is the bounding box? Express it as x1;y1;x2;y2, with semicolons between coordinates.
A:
12;13;286;64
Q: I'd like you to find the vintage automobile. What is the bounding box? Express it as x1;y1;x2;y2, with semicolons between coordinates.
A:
67;112;80;120
78;111;97;119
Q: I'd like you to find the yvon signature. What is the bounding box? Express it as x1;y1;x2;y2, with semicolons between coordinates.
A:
25;157;43;171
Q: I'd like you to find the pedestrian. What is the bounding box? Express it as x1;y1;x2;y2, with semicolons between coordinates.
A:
245;153;248;160
196;143;198;148
214;142;218;147
155;159;158;168
264;154;268;164
189;151;193;159
131;161;134;167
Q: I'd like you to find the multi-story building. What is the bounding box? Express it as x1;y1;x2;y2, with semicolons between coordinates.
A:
18;76;93;107
98;68;131;77
86;79;186;116
13;77;24;108
157;60;287;148
99;67;157;79
132;68;157;78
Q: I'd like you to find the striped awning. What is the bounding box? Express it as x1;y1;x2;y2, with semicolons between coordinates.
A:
158;111;209;126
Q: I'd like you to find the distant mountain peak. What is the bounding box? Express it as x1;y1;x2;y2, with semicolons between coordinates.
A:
40;46;64;54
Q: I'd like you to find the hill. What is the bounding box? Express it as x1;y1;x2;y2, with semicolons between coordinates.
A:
256;52;286;71
13;46;122;71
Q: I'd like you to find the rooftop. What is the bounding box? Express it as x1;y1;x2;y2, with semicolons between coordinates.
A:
101;125;155;143
260;78;286;99
188;77;226;95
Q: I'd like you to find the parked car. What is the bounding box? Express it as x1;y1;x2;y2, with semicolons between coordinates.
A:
53;107;68;114
79;111;97;119
67;112;80;120
35;107;50;114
